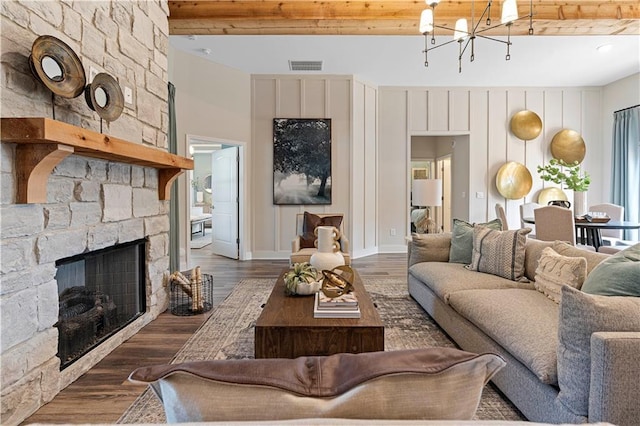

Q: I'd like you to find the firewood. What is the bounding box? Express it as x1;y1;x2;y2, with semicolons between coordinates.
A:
170;271;193;297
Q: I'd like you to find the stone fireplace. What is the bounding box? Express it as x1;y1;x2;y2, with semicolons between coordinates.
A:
0;2;179;423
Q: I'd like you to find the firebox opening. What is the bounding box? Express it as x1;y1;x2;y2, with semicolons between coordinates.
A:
55;238;147;370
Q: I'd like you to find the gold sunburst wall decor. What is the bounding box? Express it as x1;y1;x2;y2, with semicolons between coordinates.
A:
496;162;532;200
510;110;542;141
550;129;586;165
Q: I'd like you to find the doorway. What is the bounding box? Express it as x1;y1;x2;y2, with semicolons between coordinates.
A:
185;135;245;267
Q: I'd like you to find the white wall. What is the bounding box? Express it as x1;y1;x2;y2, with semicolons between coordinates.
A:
250;75;378;259
378;86;606;244
168;47;251;264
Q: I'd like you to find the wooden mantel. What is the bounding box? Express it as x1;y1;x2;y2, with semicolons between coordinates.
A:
1;117;194;204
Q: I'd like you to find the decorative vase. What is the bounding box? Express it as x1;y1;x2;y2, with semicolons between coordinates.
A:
309;226;345;271
196;191;204;203
573;191;587;217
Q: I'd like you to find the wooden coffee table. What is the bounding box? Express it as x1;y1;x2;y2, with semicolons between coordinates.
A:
255;269;384;358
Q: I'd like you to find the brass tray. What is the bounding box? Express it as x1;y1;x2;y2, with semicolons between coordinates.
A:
575;216;611;224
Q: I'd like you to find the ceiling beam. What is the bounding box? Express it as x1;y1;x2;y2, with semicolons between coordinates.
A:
168;1;640;36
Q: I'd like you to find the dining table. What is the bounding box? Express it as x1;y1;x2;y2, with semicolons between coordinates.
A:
522;217;640;252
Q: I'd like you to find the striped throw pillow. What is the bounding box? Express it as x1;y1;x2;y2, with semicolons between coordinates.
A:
467;226;531;282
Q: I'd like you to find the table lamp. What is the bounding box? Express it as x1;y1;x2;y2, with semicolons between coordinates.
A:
412;178;443;233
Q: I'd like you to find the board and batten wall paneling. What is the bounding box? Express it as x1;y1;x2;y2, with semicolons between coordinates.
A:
364;84;378;253
378;89;409;251
251;78;278;257
379;86;606;238
250;75;377;259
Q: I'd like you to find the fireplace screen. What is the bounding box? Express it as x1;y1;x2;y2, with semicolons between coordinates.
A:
55;239;146;370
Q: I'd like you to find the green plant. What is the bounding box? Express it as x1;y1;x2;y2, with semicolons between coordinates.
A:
283;262;318;296
537;158;591;192
191;177;204;191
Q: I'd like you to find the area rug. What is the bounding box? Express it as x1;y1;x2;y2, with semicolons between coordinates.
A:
118;278;525;423
189;229;211;249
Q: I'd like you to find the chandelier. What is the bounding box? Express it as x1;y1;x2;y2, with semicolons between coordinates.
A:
419;0;534;72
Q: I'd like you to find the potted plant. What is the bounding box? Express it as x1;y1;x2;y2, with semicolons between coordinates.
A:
537;158;591;215
283;262;320;296
191;177;204;203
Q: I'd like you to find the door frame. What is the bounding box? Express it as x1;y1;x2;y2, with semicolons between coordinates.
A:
183;134;247;267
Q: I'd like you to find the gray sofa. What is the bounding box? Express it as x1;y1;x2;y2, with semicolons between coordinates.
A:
408;234;640;426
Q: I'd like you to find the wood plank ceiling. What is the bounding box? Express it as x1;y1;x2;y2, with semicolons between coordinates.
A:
168;1;640;36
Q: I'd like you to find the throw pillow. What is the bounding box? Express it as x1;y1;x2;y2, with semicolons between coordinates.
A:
551;241;608;275
129;348;505;422
533;247;587;304
557;286;640;417
581;243;640;296
409;232;451;267
449;218;502;264
467;226;530;282
301;212;343;249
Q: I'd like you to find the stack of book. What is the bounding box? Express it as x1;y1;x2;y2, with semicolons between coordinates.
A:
313;291;360;318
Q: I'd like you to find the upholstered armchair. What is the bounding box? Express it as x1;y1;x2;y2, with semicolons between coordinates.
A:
290;212;351;266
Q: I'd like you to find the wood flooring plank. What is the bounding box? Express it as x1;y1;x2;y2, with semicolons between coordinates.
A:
22;248;407;424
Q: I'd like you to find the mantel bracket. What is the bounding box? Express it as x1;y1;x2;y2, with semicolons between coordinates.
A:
16;143;74;204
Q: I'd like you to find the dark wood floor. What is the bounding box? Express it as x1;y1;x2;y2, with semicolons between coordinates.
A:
23;243;407;424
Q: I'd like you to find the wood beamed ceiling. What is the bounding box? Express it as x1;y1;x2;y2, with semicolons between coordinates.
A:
168;1;640;36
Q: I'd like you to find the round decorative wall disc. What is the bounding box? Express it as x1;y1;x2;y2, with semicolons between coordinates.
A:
496;162;532;200
537;187;568;206
510;110;542;140
550;129;586;165
84;73;124;122
29;35;86;98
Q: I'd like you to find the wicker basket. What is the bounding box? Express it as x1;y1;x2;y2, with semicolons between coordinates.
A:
170;271;213;316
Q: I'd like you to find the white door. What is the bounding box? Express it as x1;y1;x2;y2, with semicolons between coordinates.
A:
211;146;239;259
438;156;452;232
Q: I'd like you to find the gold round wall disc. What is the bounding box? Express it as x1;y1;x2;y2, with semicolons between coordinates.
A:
550;129;586;165
537;187;568;206
510;110;542;140
496;162;532;199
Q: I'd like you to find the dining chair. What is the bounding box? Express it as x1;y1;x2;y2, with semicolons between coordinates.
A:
533;205;595;251
519;202;541;236
495;203;509;230
588;203;633;246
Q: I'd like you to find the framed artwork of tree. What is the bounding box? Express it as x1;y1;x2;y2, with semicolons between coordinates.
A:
273;118;332;205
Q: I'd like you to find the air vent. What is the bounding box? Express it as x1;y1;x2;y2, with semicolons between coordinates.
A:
289;60;323;71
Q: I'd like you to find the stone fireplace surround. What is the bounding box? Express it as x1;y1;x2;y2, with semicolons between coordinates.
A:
0;131;187;424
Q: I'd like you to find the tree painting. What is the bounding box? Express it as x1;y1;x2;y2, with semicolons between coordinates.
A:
273;118;331;205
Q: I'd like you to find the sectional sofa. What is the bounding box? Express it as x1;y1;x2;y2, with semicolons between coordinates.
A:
408;232;640;426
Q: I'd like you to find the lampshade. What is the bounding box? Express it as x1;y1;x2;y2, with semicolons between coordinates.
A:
419;9;434;34
453;19;469;41
501;0;518;24
412;179;442;207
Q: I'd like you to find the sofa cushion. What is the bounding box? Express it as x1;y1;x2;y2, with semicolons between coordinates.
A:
523;239;555;281
409;233;451;266
581;243;640;296
551;241;608;275
409;262;534;304
449;218;502;264
467;227;531;282
557;286;640;417
534;247;587;304
448;288;560;385
129;348;505;422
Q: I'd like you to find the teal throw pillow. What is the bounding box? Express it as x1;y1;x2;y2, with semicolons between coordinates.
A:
581;243;640;296
449;218;502;264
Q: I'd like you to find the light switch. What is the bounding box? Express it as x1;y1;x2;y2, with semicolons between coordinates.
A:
124;86;133;105
476;192;485;199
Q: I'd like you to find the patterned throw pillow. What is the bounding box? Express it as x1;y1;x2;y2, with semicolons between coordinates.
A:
300;212;343;249
449;218;502;264
534;247;587;304
467;226;531;282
